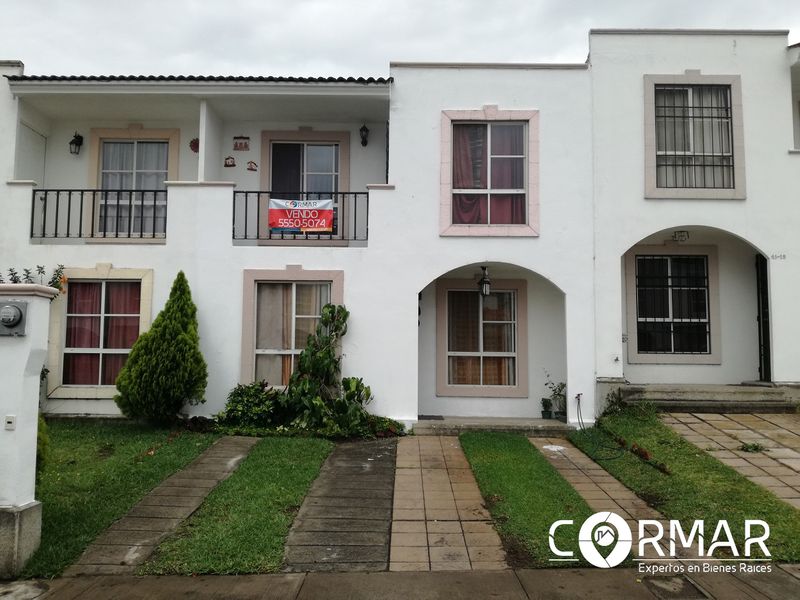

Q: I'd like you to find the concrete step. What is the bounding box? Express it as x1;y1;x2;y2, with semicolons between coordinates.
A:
412;417;574;437
619;384;800;414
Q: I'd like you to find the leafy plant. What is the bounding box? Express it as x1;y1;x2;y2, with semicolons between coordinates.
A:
739;442;765;453
216;380;281;427
114;271;207;423
540;397;552;411
215;303;402;438
543;371;566;413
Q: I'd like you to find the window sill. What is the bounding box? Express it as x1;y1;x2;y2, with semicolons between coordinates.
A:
47;385;117;400
627;353;721;365
440;223;539;237
436;385;528;398
645;188;745;200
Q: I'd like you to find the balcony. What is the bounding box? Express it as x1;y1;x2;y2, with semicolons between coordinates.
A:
232;191;369;246
30;189;167;241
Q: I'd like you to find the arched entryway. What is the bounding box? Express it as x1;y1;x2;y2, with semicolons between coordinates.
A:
621;225;770;384
417;262;566;418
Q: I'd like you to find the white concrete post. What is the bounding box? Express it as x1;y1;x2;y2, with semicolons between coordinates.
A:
0;283;58;577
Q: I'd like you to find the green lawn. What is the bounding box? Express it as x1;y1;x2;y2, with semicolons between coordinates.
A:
24;420;218;578
460;432;594;567
569;409;800;561
141;436;333;574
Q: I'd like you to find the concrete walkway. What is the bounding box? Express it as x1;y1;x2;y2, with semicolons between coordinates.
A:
283;439;397;572
662;413;800;508
4;567;798;599
391;436;508;571
64;436;259;576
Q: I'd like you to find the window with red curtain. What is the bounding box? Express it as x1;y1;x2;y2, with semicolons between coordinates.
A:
447;290;517;386
63;281;141;386
452;122;526;225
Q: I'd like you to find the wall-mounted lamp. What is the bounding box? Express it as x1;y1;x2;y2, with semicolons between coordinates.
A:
359;124;369;147
69;132;84;155
478;266;491;297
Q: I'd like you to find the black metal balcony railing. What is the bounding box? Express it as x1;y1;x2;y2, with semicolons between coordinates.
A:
31;189;167;239
232;191;369;243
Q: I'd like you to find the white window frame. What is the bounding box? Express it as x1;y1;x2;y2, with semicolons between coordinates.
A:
644;73;745;200
62;279;141;386
270;142;340;196
439;105;540;237
451;121;528;226
445;288;518;386
436;278;529;398
254;280;332;384
46;264;154;400
625;246;721;365
240;267;344;384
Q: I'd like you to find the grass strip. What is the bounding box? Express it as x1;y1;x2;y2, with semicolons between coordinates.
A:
568;410;800;561
23;420;218;578
460;432;594;567
141;436;333;574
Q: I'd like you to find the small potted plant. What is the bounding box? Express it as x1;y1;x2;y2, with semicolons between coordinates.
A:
544;373;567;422
540;397;553;419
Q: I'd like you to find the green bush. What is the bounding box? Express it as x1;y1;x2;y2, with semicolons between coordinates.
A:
36;415;49;482
216;303;404;439
114;271;207;423
216;380;281;427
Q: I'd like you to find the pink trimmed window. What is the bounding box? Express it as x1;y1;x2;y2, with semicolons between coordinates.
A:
63;280;141;385
441;106;539;237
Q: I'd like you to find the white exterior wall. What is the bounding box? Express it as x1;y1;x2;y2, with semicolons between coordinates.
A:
382;65;596;423
40;119;199;187
590;32;800;385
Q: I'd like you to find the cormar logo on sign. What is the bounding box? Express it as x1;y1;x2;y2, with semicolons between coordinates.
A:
549;512;771;571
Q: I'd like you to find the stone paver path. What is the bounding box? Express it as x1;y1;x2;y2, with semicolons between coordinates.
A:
390;436;508;571
663;413;800;508
64;435;259;576
284;439;397;572
531;437;677;559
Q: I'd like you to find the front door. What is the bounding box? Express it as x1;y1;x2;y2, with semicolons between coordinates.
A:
755;254;771;382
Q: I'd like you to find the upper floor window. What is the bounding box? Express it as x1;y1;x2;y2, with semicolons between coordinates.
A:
271;142;339;198
655;85;733;189
101;140;169;191
452;122;526;225
440;106;539;237
644;74;745;200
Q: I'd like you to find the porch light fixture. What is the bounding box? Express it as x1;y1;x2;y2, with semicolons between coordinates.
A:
68;132;83;155
478;266;491;297
359;124;369;147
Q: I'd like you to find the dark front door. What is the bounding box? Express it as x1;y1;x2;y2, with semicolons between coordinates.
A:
755;254;771;381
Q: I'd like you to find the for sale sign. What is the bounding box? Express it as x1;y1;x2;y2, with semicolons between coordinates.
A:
268;198;334;233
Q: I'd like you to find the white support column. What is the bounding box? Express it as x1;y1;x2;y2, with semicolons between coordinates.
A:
0;283;58;577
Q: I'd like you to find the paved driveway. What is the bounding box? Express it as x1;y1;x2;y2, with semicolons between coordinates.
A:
662;413;800;508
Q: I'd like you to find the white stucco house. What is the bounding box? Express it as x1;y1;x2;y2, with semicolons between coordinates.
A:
1;29;798;426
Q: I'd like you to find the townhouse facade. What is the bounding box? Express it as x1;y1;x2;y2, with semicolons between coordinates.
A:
1;29;798;425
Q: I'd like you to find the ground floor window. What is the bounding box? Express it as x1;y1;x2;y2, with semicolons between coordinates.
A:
625;245;720;365
254;281;331;385
635;255;710;354
436;278;528;398
447;290;517;385
63;280;141;385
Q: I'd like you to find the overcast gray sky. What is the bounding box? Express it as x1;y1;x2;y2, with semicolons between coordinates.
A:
1;0;799;76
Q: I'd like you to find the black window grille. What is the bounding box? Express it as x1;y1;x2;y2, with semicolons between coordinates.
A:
635;255;710;354
655;85;734;189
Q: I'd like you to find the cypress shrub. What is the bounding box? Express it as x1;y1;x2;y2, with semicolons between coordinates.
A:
114;271;207;422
